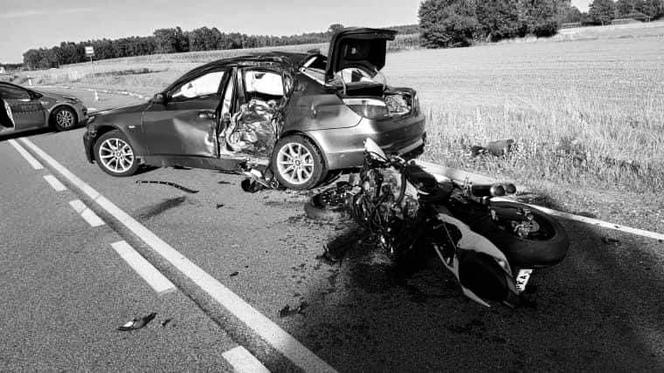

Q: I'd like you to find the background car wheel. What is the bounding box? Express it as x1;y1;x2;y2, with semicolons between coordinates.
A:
271;135;325;190
51;106;77;131
93;130;139;177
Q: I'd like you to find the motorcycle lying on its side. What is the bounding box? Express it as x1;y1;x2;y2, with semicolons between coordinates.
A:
305;138;569;307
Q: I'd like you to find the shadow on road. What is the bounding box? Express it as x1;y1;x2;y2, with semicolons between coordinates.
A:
287;195;664;371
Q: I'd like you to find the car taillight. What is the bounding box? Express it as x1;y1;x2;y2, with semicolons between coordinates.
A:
343;98;388;119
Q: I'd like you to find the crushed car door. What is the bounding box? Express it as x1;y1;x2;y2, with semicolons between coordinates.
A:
218;67;287;159
0;83;45;131
140;68;229;158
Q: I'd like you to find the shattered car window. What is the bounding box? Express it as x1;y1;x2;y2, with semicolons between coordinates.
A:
244;71;284;98
172;71;224;100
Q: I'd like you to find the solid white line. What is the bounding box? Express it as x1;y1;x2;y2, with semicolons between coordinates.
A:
222;346;271;373
43;174;67;192
8;139;43;169
69;199;105;227
110;241;176;295
18;137;336;372
527;203;664;242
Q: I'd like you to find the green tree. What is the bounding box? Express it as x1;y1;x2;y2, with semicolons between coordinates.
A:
476;0;521;41
419;0;481;48
328;23;345;34
589;0;617;24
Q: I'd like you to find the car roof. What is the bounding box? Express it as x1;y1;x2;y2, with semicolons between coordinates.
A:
164;51;323;92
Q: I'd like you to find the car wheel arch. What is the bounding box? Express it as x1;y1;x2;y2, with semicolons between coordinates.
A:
89;125;128;162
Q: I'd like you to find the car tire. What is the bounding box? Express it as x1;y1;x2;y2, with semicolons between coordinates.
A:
51;106;77;131
93;130;139;177
271;135;325;190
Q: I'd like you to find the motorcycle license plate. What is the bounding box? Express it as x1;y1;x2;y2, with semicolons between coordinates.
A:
515;269;533;293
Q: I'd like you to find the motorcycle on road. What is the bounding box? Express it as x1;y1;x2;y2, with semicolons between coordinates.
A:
305;138;569;307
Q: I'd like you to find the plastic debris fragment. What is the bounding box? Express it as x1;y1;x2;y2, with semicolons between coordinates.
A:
117;312;157;331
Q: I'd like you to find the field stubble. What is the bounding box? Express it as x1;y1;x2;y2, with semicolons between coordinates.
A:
20;26;664;230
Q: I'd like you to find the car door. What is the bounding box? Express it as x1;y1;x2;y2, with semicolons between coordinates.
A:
0;83;46;131
140;68;229;158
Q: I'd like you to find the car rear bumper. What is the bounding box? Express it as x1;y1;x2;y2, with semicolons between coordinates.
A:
309;111;426;170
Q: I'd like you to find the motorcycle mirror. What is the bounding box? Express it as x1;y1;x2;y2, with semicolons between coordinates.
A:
364;138;387;161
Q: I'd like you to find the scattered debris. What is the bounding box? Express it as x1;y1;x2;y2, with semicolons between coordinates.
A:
161;318;172;327
217;181;232;185
278;302;309;318
136;180;199;194
229;271;239;277
216;203;225;209
602;236;620;245
471;139;515;157
117;312;157;331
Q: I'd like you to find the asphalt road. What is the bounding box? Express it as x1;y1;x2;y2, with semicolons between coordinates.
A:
1;88;663;372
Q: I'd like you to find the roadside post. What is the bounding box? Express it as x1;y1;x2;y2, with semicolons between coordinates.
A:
85;46;95;64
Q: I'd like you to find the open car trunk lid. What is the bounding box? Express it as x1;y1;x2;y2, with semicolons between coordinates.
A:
325;28;397;83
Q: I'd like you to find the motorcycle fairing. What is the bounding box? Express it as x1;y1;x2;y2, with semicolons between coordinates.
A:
433;208;518;307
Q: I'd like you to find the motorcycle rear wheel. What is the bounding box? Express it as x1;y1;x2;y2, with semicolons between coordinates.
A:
475;201;569;268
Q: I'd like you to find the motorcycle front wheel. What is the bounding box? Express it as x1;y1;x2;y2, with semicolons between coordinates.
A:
304;182;351;221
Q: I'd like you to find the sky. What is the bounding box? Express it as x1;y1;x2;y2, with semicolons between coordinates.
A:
0;0;592;64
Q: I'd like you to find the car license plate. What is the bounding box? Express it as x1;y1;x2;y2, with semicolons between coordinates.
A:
515;269;533;293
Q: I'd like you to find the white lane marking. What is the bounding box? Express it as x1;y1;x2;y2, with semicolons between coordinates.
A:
8;139;43;169
43;174;67;191
419;160;664;242
527;202;664;242
223;346;271;373
69;199;105;227
18;137;336;372
110;241;176;295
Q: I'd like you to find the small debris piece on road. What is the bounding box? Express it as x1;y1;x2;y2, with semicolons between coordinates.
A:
278;302;309;318
217;181;232;185
136;180;199;194
602;236;620;245
161;318;172;327
117;312;157;331
216;203;225;209
230;271;239;277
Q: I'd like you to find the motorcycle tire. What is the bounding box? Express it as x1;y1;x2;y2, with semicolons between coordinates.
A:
453;201;569;268
303;183;350;221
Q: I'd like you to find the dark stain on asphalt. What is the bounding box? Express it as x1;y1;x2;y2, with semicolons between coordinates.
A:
136;180;199;194
137;196;187;220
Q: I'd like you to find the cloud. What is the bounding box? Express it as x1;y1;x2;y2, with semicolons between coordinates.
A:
0;7;95;19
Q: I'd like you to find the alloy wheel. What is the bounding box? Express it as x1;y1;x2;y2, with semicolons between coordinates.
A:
56;109;75;128
98;137;135;173
276;142;315;185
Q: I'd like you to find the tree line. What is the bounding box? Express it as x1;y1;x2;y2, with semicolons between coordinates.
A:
418;0;664;48
21;24;420;70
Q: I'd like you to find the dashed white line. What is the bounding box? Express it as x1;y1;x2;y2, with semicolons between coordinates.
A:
110;241;176;295
43;174;67;191
222;346;271;373
18;137;336;372
69;199;105;227
8;139;43;170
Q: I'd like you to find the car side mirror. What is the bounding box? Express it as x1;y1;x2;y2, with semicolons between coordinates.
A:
152;93;167;105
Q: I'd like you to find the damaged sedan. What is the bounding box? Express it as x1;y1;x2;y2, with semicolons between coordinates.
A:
83;28;426;190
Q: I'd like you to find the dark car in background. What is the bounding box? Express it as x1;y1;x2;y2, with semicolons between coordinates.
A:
83;28;425;190
0;82;87;135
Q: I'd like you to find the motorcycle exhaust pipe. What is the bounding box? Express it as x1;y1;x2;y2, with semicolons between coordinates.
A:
471;183;506;197
504;183;517;195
